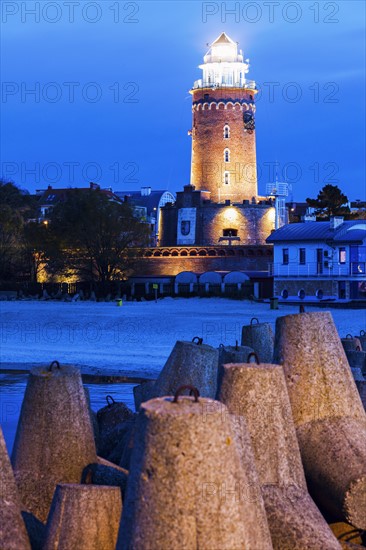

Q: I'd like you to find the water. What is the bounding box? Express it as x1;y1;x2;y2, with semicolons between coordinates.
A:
0;373;137;454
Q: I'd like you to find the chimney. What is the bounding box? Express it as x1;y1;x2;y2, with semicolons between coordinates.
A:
330;216;344;230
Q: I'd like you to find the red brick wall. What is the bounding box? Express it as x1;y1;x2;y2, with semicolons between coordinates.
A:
190;88;257;202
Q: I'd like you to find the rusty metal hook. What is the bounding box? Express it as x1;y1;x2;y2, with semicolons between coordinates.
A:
360;330;365;336
106;395;116;407
48;360;61;372
192;336;203;345
346;334;353;339
247;352;260;364
173;385;200;403
250;318;259;325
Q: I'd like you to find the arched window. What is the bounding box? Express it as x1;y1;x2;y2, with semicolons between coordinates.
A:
224;148;230;163
223;125;230;139
224;171;230;185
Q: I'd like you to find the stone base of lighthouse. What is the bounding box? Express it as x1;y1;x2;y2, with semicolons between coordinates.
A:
131;184;275;280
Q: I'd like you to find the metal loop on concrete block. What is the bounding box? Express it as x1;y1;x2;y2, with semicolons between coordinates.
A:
360;330;365;336
48;360;61;372
192;336;203;345
106;395;116;407
173;385;200;403
346;334;353;339
250;318;259;325
247;352;260;364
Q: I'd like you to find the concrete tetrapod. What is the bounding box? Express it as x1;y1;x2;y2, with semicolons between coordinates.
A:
0;426;31;550
43;484;122;550
117;389;273;550
218;362;341;550
273;311;366;529
216;343;254;398
11;362;97;522
341;335;362;353
241;318;274;363
152;339;219;399
358;330;366;351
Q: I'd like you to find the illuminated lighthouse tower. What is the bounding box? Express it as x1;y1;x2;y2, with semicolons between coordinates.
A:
190;32;258;203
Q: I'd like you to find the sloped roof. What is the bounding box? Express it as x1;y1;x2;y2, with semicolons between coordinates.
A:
266;220;366;244
333;223;366;243
211;32;235;46
38;187;121;205
116;190;175;215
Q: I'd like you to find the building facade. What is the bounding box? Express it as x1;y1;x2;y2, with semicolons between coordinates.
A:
267;218;366;301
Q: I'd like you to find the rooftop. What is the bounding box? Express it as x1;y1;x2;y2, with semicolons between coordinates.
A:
266;220;366;244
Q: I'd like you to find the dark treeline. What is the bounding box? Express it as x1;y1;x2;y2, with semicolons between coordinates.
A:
0;180;150;286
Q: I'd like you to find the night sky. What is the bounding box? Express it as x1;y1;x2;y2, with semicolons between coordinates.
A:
1;1;365;201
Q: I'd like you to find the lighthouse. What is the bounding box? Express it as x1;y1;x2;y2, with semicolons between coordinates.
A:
158;33;274;254
190;32;258;203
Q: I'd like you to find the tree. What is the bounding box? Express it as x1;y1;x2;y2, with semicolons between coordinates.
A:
0;180;36;282
22;221;63;282
48;189;150;283
306;184;350;218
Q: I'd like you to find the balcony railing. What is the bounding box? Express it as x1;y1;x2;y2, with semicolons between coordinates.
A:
269;262;366;278
192;79;257;90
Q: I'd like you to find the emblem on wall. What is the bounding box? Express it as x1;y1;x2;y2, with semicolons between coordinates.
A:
243;111;255;133
177;208;196;245
181;220;191;236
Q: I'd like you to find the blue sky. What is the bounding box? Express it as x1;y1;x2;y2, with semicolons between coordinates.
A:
1;0;365;201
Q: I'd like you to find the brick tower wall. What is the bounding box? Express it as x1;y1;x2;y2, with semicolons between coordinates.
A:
190;87;258;203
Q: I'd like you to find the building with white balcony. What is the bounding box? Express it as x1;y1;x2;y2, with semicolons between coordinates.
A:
266;218;366;301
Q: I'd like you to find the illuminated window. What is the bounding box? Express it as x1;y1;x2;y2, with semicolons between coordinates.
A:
224;149;230;162
224;125;230;139
339;247;346;264
224;171;230;185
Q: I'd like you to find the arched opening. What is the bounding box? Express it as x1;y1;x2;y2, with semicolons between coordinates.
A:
223;228;238;237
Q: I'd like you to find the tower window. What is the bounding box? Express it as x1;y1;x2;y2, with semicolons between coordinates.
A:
224;125;230;139
224;149;230;163
224;172;230;185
